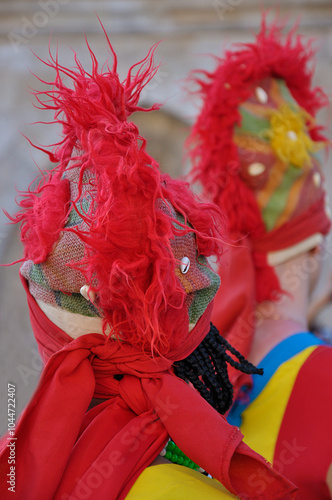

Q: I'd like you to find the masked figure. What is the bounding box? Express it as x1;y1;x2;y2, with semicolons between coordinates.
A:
0;27;298;500
187;17;332;499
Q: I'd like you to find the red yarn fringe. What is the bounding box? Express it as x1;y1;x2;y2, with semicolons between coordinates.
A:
9;27;226;356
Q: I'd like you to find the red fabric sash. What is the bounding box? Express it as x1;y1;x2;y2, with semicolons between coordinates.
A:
252;197;330;254
0;278;298;499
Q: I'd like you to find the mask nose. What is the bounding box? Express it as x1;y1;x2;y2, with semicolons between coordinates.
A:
172;231;220;326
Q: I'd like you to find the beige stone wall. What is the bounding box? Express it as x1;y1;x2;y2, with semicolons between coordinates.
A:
0;0;331;432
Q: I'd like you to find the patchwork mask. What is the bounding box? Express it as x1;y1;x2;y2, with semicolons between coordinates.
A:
15;40;224;356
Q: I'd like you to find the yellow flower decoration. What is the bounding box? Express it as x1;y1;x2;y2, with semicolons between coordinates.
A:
264;104;322;168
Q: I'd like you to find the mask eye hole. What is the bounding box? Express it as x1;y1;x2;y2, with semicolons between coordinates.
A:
180;256;190;274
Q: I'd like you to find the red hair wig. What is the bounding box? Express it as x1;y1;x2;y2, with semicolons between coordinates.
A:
10;27;225;356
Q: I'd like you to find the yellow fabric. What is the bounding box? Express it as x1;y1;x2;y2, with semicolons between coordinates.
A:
264;104;320;168
126;463;237;499
240;346;317;463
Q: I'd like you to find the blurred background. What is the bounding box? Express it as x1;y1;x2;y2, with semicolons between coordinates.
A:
0;0;332;434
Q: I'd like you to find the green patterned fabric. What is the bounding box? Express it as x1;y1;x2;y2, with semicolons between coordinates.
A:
234;77;325;233
22;169;219;325
21;166;100;316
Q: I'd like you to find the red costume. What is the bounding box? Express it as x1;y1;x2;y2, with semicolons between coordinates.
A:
0;26;297;499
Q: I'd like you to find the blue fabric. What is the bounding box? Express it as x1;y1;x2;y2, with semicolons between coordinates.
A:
228;332;324;427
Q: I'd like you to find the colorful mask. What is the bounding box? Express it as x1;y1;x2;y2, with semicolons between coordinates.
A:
188;18;331;303
14;37;224;357
235;76;327;243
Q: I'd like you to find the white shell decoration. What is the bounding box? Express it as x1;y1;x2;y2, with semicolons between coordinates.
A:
287;130;298;141
180;256;190;274
313;172;321;188
80;285;96;303
255;87;268;104
248;162;266;177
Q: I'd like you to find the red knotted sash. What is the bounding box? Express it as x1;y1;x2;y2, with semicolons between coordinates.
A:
0;278;298;499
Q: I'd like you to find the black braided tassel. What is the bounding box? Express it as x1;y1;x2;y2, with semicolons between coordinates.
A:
174;323;263;415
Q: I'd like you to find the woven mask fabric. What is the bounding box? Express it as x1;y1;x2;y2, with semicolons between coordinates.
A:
21;167;220;330
20;167;99;317
235;76;328;235
171;226;220;326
